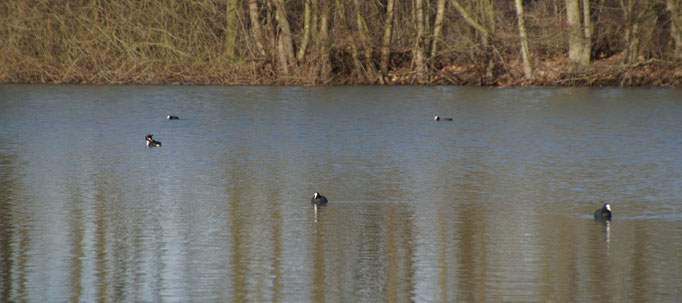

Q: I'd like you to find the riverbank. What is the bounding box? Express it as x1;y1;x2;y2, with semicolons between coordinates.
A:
2;1;681;87
2;54;679;87
395;54;681;87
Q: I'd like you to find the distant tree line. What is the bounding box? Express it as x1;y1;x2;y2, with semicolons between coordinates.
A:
1;0;680;86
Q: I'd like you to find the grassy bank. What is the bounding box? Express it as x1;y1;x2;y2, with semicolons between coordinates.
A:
1;1;681;86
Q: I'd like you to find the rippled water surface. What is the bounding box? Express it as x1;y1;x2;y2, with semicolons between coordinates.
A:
0;85;681;302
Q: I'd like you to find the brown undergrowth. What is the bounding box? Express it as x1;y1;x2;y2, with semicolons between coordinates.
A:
1;1;680;87
1;49;680;87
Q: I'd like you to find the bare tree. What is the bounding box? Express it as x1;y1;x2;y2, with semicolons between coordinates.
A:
620;0;647;64
379;0;395;82
581;0;593;65
3;0;680;85
430;0;446;77
224;0;239;59
414;0;427;83
273;0;296;75
317;0;331;80
566;0;592;66
353;0;378;82
296;0;312;63
668;0;682;60
450;0;496;81
335;0;363;81
515;0;533;80
248;0;266;58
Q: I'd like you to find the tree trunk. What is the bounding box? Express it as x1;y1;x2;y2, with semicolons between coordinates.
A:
450;0;489;41
335;0;363;80
430;0;446;69
566;0;591;66
310;0;318;41
482;0;496;38
668;0;682;60
353;0;377;82
264;2;277;58
273;0;296;75
515;0;533;80
450;0;494;82
581;0;592;66
248;0;266;58
224;0;239;59
620;0;643;64
317;0;331;80
296;0;311;63
566;0;584;65
414;0;427;83
379;0;395;81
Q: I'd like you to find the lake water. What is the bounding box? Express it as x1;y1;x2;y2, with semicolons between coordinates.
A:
0;85;680;302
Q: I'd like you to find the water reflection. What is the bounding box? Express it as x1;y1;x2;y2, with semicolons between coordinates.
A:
0;85;680;301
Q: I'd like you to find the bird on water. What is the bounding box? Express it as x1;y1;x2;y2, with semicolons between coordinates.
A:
594;203;612;220
145;134;162;147
434;115;453;121
311;192;328;205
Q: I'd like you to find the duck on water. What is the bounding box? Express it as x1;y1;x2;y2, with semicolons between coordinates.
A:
434;115;453;121
311;192;328;205
594;203;612;220
145;134;162;147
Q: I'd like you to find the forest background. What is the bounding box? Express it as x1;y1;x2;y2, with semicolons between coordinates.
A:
1;0;681;86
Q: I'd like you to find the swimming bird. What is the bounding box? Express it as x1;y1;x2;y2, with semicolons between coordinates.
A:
167;115;180;120
594;203;612;220
311;192;328;205
145;134;162;147
434;115;453;121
